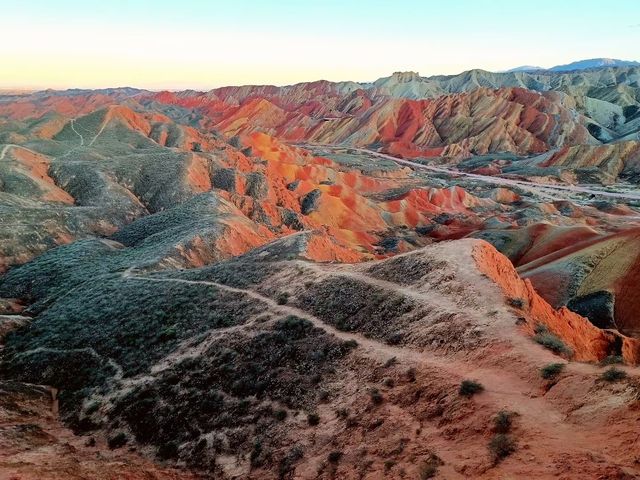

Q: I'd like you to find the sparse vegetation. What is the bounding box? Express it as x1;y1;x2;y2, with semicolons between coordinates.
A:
327;451;342;463
493;410;515;434
540;363;565;380
370;388;384;405
307;413;320;426
336;408;349;419
601;367;627;382
366;254;445;285
533;325;571;356
459;379;484;397
508;297;525;309
274;409;288;421
107;432;128;449
278;446;304;479
295;277;415;342
276;292;290;305
11;310;357;470
417;453;442;479
418;462;438;479
489;434;516;463
600;355;623;366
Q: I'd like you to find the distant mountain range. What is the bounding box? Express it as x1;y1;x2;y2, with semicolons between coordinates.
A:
505;58;640;73
503;65;543;73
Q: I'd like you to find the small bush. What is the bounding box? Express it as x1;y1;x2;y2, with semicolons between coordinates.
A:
343;339;358;349
488;434;516;462
508;298;525;309
601;367;627;382
278;446;304;478
406;367;417;382
534;324;548;334
493;410;514;434
382;377;395;388
228;135;242;148
600;355;623;366
623;105;639;121
540;363;565;380
274;409;287;421
418;462;437;479
327;451;342;463
533;327;571;356
370;388;384;405
250;440;264;467
107;432;128;449
276;292;290;305
307;413;320;426
417;454;442;479
459;379;484;397
335;408;349;419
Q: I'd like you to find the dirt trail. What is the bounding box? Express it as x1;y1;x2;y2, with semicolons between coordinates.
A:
0;144;11;160
0;144;43;161
88;115;109;146
69;118;84;146
296;260;469;322
123;269;622;468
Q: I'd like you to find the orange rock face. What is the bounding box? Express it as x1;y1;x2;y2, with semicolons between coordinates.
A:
516;228;640;338
473;240;640;363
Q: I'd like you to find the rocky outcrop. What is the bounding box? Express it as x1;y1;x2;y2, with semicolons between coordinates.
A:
473;240;640;363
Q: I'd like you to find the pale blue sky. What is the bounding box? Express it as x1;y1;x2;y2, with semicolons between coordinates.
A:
2;0;639;89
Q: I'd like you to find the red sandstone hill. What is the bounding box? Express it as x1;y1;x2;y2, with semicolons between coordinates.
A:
149;87;597;159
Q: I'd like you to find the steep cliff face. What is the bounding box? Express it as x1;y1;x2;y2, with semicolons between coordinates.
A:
473;240;640;363
514;229;640;339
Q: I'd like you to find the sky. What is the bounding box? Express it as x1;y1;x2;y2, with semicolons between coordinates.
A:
2;0;639;90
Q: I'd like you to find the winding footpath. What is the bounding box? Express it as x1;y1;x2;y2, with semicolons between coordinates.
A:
121;266;624;473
